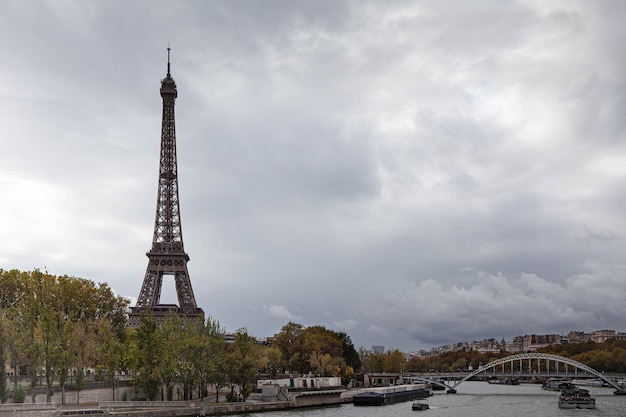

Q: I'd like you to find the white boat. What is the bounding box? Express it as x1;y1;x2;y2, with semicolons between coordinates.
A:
570;378;605;387
558;387;596;409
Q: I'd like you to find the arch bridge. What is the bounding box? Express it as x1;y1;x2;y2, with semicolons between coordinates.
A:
405;353;624;393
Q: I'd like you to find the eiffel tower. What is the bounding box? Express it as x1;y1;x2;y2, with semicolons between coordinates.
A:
128;48;204;327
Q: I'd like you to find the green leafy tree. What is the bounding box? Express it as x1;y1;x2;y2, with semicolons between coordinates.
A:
131;313;162;400
174;319;199;400
160;313;185;400
259;345;281;378
20;270;47;403
0;269;129;403
0;323;8;403
336;331;361;371
226;329;259;401
384;349;406;373
303;326;343;358
94;320;121;401
338;362;354;386
360;348;385;372
203;316;227;402
11;384;25;403
188;327;208;400
184;316;223;400
309;352;337;377
3;312;25;387
273;322;356;379
273;322;307;373
0;271;27;386
449;357;467;371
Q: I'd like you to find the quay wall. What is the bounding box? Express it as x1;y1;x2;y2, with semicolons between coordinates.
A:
109;393;350;417
293;394;350;407
111;402;295;417
31;387;134;405
1;389;352;417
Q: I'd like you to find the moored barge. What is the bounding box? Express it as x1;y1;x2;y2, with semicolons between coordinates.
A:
353;384;430;406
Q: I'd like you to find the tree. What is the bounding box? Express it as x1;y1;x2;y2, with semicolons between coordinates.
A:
0;322;8;403
360;348;385;372
3;309;26;387
336;331;361;371
11;385;25;403
226;329;259;401
20;270;48;403
160;313;184;400
308;351;330;376
173;318;198;400
0;269;130;403
131;312;162;400
449;357;467;371
258;345;281;378
338;362;354;386
384;349;406;373
272;322;356;378
202;316;227;403
272;322;306;374
0;271;28;386
94;320;121;401
302;326;343;358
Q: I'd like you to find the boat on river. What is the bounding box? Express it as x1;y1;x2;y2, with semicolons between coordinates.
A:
570;378;607;387
542;378;576;391
487;377;519;385
353;384;430;406
558;387;596;409
411;399;429;410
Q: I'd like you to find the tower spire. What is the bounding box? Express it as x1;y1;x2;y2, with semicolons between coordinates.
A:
167;45;171;77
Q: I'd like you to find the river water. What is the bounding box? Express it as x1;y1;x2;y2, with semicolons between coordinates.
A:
233;382;625;417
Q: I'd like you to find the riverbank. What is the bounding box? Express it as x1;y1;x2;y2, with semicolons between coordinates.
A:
0;389;355;417
105;390;353;417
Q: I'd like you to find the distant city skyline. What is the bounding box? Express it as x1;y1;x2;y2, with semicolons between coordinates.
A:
407;328;626;356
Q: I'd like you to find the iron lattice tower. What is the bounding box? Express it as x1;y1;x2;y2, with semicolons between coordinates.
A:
129;49;203;327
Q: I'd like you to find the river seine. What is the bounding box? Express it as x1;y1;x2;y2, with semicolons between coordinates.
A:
234;382;625;417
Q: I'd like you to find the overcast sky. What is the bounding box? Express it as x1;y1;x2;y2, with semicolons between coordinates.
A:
1;0;625;352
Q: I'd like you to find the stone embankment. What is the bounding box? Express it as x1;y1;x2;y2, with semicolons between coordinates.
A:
105;390;353;417
1;388;356;417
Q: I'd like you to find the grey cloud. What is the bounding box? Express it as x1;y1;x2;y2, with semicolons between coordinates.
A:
1;0;625;351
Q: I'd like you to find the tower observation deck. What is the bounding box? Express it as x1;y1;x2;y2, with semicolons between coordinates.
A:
128;49;204;327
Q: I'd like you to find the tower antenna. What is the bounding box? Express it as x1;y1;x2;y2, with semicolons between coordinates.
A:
167;44;171;77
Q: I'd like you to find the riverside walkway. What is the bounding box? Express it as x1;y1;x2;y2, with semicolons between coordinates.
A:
404;353;626;394
0;390;350;417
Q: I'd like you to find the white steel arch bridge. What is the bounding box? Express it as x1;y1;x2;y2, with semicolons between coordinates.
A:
405;353;624;393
